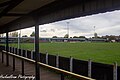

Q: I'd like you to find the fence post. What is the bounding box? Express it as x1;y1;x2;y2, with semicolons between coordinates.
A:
113;62;117;80
70;56;73;72
13;47;15;71
56;54;59;68
31;50;33;59
18;49;20;55
17;48;19;55
15;48;17;55
25;50;27;58
14;48;16;57
11;47;12;53
8;47;11;52
46;52;48;64
5;46;6;51
88;59;92;78
9;47;11;52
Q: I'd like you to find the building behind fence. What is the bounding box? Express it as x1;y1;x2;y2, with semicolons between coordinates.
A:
0;37;107;43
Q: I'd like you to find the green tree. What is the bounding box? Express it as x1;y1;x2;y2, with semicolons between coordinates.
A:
79;36;86;38
64;34;69;38
52;36;57;38
11;31;18;37
22;35;28;37
30;31;35;37
73;36;78;38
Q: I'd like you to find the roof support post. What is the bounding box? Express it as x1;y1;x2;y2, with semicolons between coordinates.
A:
34;17;40;80
6;32;9;66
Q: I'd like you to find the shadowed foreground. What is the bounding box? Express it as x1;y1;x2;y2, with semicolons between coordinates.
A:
0;52;69;80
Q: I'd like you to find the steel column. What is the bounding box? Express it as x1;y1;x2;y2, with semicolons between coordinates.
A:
21;59;24;76
22;50;25;76
2;51;4;63
13;47;15;71
6;32;9;66
35;19;40;80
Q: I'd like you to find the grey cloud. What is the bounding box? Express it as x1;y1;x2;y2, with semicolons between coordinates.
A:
40;30;47;32
50;29;55;32
38;10;120;37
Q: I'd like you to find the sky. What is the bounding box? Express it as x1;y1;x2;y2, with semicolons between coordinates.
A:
19;10;120;38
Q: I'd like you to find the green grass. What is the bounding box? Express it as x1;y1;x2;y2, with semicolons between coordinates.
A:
3;42;120;65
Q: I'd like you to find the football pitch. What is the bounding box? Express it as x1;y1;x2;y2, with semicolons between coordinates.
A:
7;42;120;65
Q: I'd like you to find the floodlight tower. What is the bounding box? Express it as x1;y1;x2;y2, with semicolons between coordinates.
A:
94;26;97;38
18;30;21;49
66;21;70;38
94;26;96;33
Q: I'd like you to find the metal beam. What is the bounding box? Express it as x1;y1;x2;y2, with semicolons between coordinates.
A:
5;13;26;17
6;32;9;66
35;18;40;80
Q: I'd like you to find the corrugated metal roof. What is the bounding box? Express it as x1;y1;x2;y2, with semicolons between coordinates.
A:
0;0;55;27
0;0;120;33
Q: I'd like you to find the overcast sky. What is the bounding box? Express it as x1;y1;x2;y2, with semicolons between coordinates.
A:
20;10;120;38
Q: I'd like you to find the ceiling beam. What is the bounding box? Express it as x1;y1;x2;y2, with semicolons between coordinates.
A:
5;13;26;17
0;1;11;7
0;0;24;18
